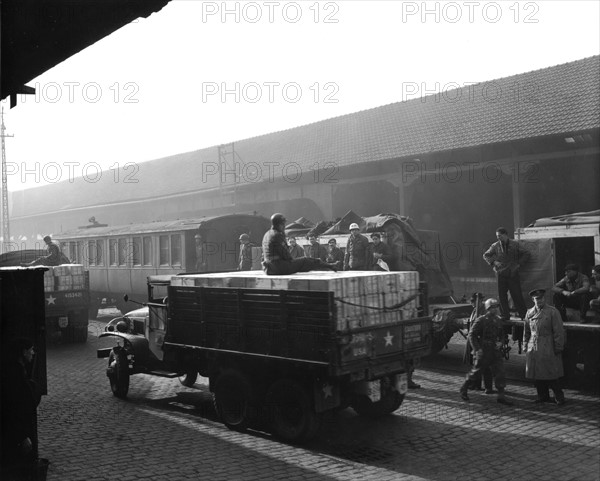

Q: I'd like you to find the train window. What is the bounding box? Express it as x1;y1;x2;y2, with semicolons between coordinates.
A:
132;237;142;266
171;234;182;266
143;236;152;266
118;238;127;266
73;241;82;264
159;235;169;266
109;239;117;266
88;240;97;266
96;240;104;266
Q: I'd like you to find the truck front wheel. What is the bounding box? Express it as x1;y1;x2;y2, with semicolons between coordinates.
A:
107;348;129;398
351;378;405;418
266;379;321;443
213;369;251;432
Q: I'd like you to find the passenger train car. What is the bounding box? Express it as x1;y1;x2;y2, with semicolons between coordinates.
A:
54;214;270;318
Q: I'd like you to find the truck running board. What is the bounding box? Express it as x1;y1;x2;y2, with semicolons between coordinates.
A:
146;370;181;378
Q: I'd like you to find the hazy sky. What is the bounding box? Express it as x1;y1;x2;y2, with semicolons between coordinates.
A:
2;0;599;191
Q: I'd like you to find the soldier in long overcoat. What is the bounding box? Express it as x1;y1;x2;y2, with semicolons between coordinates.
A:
523;288;565;405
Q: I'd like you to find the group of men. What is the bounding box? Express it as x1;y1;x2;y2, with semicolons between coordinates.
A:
239;217;395;274
287;224;392;272
460;226;600;407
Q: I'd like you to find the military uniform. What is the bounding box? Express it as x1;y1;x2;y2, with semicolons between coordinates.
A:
460;310;510;402
325;246;344;270
483;238;530;320
524;301;565;403
306;242;327;262
238;242;255;271
262;229;333;275
344;233;370;270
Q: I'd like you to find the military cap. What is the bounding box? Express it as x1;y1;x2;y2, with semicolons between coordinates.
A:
349;223;360;231
528;288;546;298
239;233;250;241
564;263;579;272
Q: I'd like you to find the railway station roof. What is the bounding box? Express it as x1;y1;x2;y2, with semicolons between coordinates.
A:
11;55;600;218
1;0;171;106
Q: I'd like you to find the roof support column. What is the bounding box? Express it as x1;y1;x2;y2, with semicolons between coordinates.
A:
511;161;524;231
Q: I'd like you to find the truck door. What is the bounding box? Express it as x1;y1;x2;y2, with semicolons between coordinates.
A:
519;238;555;305
148;304;167;361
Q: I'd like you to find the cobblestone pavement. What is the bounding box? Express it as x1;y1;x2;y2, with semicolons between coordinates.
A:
37;322;600;481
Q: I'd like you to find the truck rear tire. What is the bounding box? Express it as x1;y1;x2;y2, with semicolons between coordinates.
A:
266;379;322;443
107;348;129;398
351;378;405;418
213;369;251;432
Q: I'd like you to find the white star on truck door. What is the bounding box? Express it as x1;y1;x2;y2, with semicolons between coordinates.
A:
46;295;56;305
384;331;393;347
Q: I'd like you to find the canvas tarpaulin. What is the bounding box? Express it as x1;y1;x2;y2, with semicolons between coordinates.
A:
362;214;454;299
528;210;600;227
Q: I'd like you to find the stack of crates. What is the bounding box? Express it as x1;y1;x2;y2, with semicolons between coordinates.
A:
40;264;85;291
171;270;420;331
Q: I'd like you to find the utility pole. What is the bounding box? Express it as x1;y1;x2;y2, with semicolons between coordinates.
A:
1;107;13;253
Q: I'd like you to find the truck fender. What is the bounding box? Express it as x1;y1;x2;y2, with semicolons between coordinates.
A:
98;332;151;366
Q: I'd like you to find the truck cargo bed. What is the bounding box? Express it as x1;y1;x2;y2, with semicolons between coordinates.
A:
166;271;432;376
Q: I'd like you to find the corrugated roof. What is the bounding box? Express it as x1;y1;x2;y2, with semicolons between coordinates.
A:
12;55;600;218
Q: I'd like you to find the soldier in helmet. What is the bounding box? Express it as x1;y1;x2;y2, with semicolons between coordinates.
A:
459;298;513;405
262;213;337;275
238;233;254;271
344;223;370;271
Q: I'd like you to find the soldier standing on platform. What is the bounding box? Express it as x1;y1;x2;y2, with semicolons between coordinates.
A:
344;223;369;271
238;234;254;271
459;298;514;405
483;227;530;321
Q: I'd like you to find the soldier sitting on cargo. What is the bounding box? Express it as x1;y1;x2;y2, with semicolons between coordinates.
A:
287;236;305;259
551;264;590;322
325;238;344;271
26;235;63;266
262;213;337;275
306;233;327;262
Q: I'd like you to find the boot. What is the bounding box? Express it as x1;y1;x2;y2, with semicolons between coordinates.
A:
496;390;513;406
533;380;551;403
459;381;470;401
550;380;566;406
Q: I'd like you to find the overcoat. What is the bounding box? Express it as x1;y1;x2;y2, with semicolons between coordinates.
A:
523;304;565;380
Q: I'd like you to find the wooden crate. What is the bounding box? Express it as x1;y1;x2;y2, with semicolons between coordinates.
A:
171;270;420;330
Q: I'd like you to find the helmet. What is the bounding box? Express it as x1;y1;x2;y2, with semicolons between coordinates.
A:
349;223;360;231
271;213;286;227
484;298;500;311
239;233;249;241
